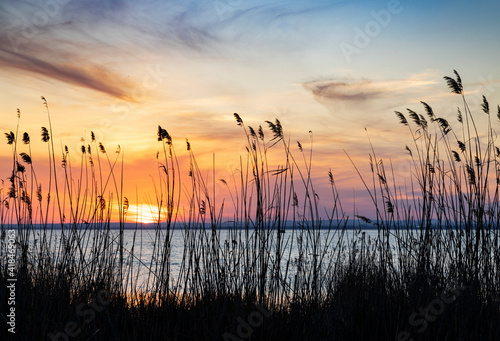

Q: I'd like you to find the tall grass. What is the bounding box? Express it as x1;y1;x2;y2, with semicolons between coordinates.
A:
1;71;500;340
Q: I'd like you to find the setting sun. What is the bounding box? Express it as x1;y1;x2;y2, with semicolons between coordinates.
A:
126;204;163;225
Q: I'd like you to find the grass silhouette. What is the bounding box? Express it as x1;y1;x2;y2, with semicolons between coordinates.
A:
1;71;500;340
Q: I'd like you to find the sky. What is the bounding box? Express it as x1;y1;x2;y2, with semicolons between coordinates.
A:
1;0;500;223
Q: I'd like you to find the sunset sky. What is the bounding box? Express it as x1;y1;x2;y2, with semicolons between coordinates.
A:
1;0;500;222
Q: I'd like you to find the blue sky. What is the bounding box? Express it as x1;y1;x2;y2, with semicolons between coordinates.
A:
1;0;500;219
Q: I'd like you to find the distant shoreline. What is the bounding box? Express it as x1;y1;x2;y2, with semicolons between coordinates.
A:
1;220;491;230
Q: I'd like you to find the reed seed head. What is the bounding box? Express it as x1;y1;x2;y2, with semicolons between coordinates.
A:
249;126;256;139
385;200;394;213
481;96;489;114
266;119;283;141
5;132;15;145
443;70;463;94
98;196;106;211
407;109;421;127
19;152;31;164
41;127;49;142
37;185;42;202
405;145;412;157
395;111;408;126
355;215;372;224
234;113;243;126
157;126;172;144
475;156;481;167
435;118;450;134
421;101;435;120
457;141;465;152
454;69;463;91
419;114;428;129
17;161;25;173
328;170;334;185
123;197;129;213
258;126;264;141
378;173;386;185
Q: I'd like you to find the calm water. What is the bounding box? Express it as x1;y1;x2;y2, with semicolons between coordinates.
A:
4;223;423;291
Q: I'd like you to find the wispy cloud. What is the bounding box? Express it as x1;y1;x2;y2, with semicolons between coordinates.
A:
0;0;136;99
0;0;352;102
303;80;385;102
299;73;443;131
0;45;134;100
303;74;440;104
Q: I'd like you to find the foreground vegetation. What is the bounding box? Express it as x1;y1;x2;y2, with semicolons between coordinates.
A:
1;71;500;340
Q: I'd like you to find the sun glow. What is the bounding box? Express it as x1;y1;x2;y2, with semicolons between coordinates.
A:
126;204;162;225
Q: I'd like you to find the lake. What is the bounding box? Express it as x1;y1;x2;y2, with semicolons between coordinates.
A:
3;222;430;293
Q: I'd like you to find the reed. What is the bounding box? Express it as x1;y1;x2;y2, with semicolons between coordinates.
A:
1;71;500;340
